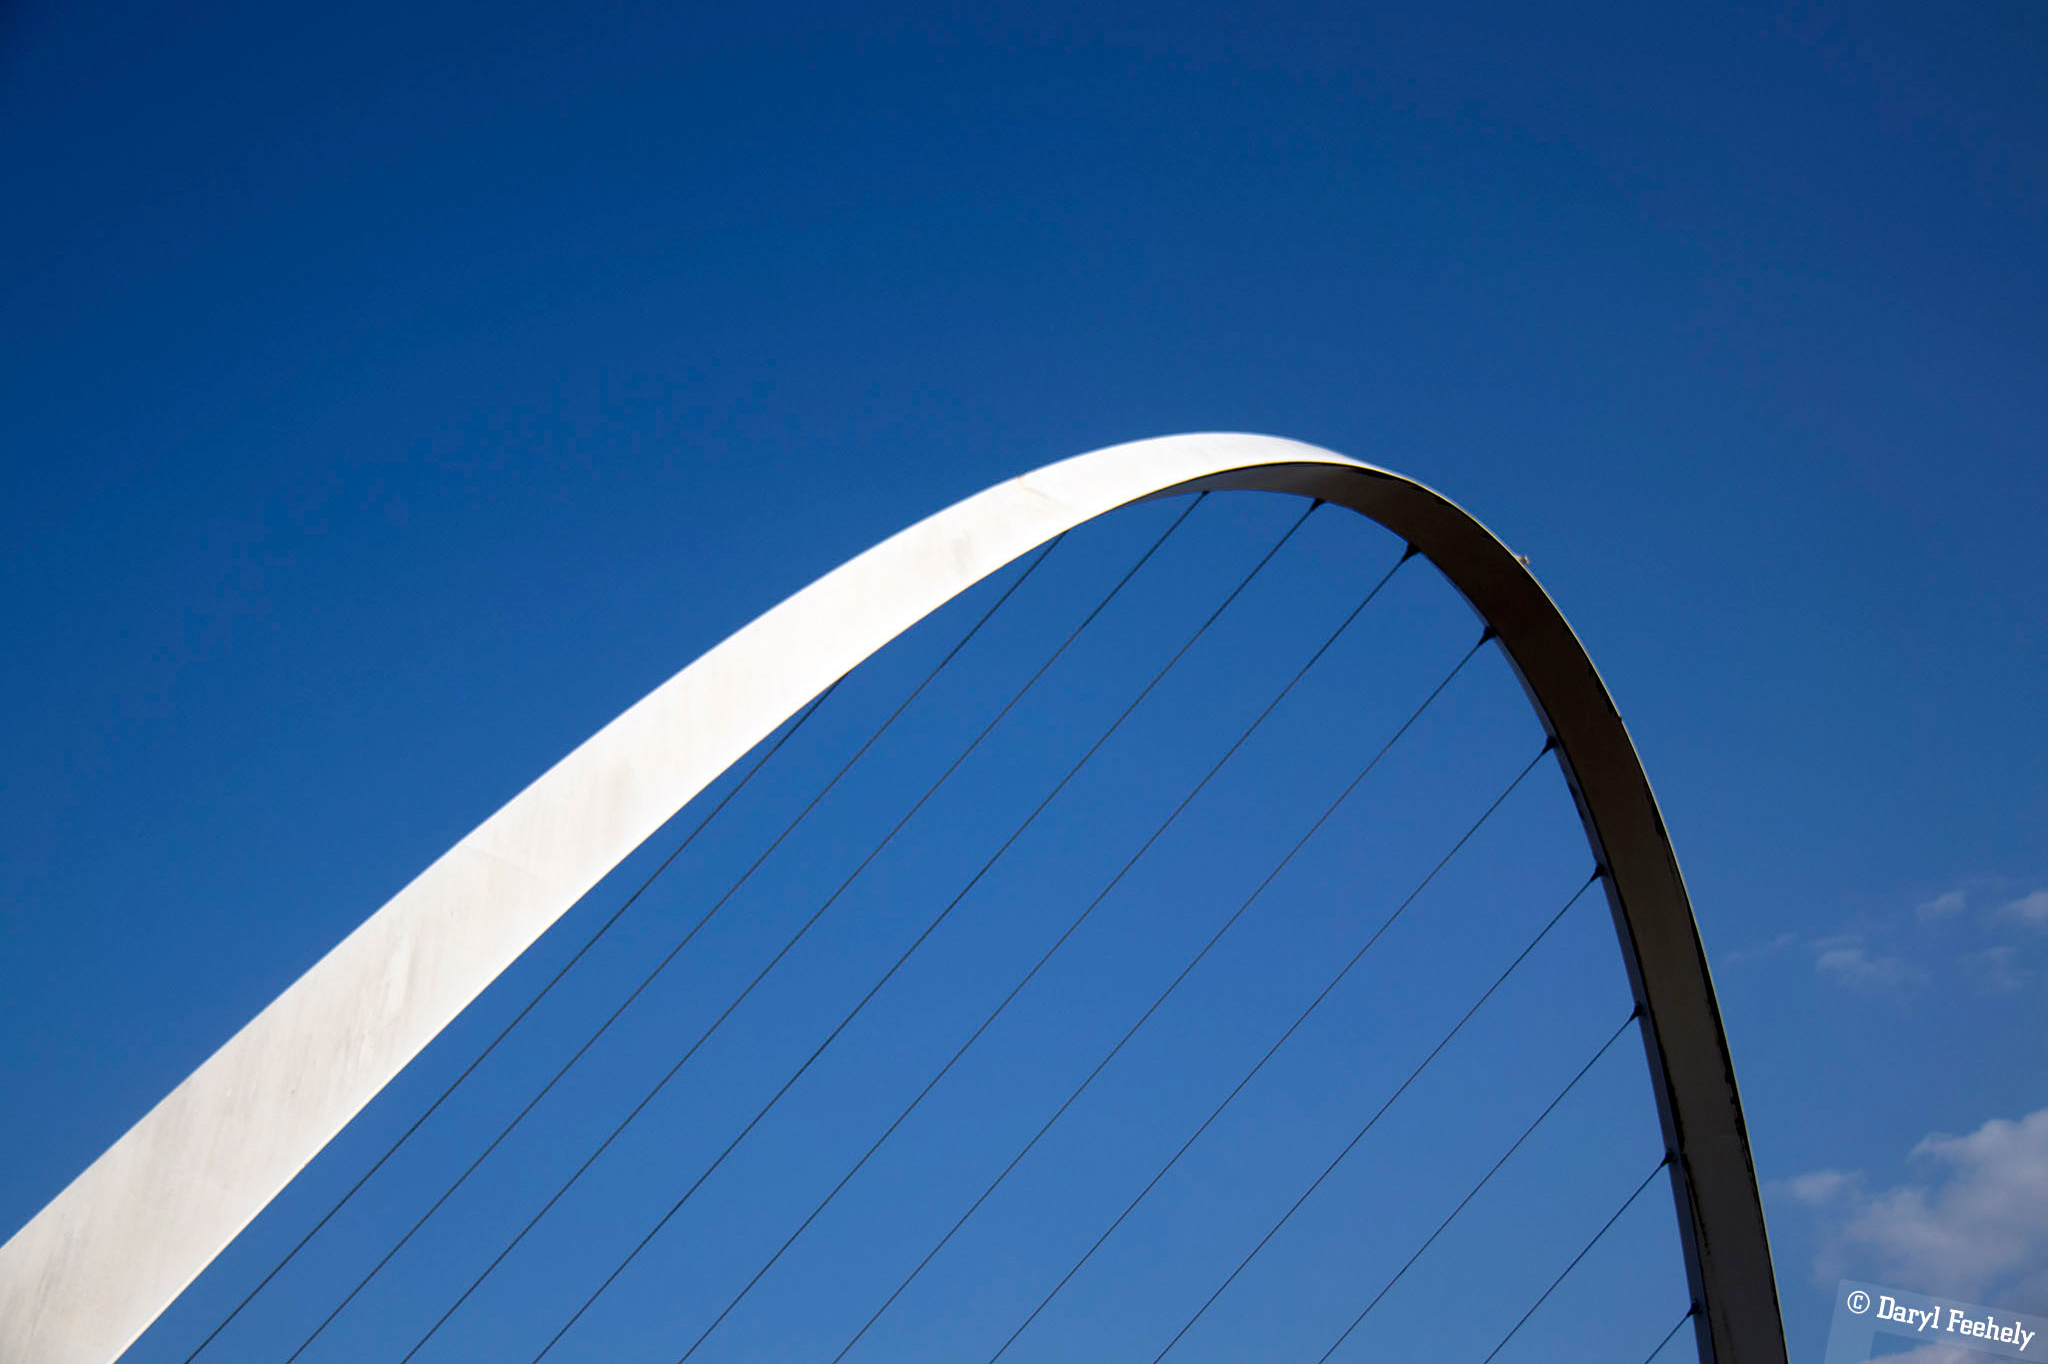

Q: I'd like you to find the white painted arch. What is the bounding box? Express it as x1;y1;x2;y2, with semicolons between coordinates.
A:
0;434;1787;1363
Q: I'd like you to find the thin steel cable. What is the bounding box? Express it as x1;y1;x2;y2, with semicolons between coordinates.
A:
1154;873;1613;1364
1477;1155;1673;1364
1309;1000;1641;1364
383;493;1212;1362
984;738;1557;1364
276;530;1074;1363
666;544;1419;1364
827;627;1495;1364
183;682;839;1363
521;500;1323;1363
1637;1305;1701;1364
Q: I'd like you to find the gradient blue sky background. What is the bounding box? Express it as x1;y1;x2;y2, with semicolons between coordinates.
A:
3;2;2044;1361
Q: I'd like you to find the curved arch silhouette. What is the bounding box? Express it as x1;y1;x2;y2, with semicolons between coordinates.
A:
0;434;1786;1363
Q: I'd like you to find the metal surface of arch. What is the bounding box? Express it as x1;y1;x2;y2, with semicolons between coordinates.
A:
0;434;1787;1364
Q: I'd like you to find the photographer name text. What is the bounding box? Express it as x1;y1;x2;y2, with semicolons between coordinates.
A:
1871;1295;2036;1352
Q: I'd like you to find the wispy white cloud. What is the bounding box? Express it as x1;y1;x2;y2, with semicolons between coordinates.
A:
1797;1108;2048;1306
1960;945;2031;993
1803;882;2046;993
1814;936;1923;988
1876;1344;2015;1364
1785;1168;1855;1204
2000;890;2048;928
1724;932;1798;965
1917;889;1968;920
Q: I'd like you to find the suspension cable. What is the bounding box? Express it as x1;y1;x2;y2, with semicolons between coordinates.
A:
275;526;1078;1362
379;496;1215;1362
1637;1305;1701;1364
183;680;838;1362
825;626;1494;1364
1305;999;1640;1364
665;544;1420;1364
1477;1155;1673;1364
1155;873;1614;1363
983;738;1557;1364
514;500;1323;1362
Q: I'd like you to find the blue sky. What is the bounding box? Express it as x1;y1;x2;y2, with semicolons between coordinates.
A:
2;2;2044;1361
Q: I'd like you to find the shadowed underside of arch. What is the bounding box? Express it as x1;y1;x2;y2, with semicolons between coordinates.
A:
0;434;1787;1364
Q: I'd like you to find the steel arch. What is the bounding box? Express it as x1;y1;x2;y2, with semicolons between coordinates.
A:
0;433;1787;1364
